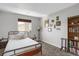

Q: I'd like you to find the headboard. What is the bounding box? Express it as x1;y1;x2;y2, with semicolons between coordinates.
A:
8;31;19;35
8;31;29;40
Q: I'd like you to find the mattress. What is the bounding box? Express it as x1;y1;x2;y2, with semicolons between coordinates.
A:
3;38;39;56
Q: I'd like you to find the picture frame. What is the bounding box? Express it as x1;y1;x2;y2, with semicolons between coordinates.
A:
44;20;49;27
56;16;59;20
56;21;61;26
48;28;52;32
51;19;54;23
50;20;54;27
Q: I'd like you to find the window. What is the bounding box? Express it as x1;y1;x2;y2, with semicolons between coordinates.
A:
18;19;32;32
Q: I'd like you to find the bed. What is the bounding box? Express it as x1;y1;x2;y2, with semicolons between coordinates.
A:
2;31;42;56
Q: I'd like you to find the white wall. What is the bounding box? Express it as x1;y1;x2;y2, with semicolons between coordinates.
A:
0;11;41;39
41;4;79;48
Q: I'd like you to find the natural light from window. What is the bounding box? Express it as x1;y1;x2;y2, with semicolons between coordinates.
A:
18;21;32;32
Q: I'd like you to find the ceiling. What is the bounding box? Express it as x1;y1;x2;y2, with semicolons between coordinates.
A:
0;3;76;18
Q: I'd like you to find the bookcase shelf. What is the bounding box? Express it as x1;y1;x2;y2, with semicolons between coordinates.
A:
68;15;79;55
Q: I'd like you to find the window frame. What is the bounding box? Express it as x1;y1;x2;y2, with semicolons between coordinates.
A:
18;19;32;32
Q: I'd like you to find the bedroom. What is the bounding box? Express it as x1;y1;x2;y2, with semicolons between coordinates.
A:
0;3;79;56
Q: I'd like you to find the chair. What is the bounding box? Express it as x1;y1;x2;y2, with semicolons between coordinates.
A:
60;38;68;52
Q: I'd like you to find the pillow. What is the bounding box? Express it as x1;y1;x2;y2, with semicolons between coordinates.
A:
23;32;28;38
14;32;26;40
9;32;29;40
9;34;24;40
9;35;16;40
15;35;24;39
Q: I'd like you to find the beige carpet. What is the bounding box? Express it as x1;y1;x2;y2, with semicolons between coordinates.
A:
41;42;74;56
0;42;74;56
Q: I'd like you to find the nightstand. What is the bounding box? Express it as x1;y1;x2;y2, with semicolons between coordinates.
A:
0;38;8;49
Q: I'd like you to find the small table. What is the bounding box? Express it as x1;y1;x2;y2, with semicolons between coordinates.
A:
0;38;8;49
60;38;67;52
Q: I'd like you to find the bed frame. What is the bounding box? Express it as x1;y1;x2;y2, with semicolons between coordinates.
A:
2;31;42;56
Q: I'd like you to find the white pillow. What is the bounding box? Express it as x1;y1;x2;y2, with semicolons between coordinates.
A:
9;35;16;40
15;35;24;39
15;32;27;39
9;32;29;40
24;32;28;38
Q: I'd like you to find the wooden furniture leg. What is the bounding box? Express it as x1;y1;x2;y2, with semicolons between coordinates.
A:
75;41;78;55
67;40;70;52
65;39;67;52
60;39;63;51
60;38;67;52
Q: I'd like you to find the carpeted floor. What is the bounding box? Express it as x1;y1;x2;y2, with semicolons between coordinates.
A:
41;42;74;56
0;42;75;56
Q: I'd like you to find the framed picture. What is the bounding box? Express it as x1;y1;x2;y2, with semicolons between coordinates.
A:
48;28;52;32
54;25;56;28
44;20;49;27
56;21;61;26
50;20;54;27
56;16;59;20
51;20;54;23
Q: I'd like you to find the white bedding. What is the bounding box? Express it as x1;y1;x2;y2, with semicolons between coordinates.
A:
3;37;39;56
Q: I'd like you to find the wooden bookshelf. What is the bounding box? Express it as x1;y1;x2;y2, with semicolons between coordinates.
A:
68;15;79;55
